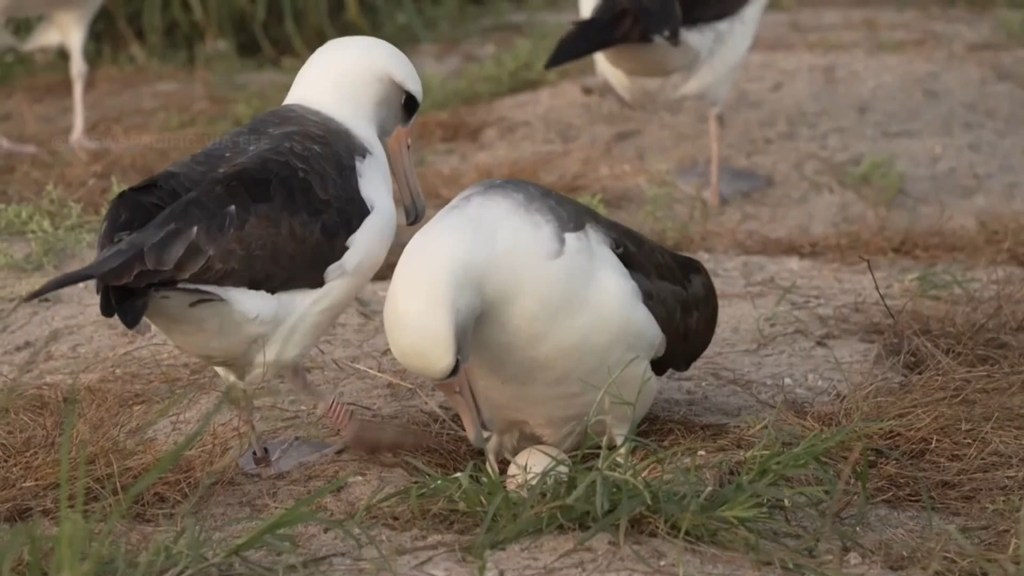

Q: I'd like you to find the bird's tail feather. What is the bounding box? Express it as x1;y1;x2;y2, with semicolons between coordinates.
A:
21;244;134;303
21;265;101;303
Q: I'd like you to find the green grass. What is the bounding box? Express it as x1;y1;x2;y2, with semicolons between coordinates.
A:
842;155;905;207
908;266;979;299
0;381;866;574
363;421;861;568
0;0;546;68
638;182;707;249
577;193;608;216
423;28;568;112
0;186;98;272
997;8;1024;42
0;392;353;576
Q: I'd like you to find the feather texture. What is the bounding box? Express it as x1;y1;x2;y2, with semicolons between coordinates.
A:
23;104;371;329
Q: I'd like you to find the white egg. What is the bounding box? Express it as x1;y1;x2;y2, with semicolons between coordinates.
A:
504;444;571;492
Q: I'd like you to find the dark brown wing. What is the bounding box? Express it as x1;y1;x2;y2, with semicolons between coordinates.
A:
23;104;372;329
601;220;718;376
677;0;751;27
544;0;682;70
462;179;718;377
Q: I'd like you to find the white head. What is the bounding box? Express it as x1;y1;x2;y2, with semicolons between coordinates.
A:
283;35;426;226
383;218;481;382
578;0;600;18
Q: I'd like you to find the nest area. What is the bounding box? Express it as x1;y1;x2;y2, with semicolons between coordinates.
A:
3;279;1022;557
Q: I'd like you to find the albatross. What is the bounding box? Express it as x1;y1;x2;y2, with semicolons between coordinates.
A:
21;35;427;477
0;0;105;153
382;179;718;475
543;0;773;209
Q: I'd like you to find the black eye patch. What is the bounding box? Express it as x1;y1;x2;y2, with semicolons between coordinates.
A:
402;90;420;121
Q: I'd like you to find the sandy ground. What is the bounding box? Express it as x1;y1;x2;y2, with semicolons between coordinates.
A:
1;5;1022;575
1;250;913;575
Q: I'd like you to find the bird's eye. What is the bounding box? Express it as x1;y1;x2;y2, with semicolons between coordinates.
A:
401;90;420;122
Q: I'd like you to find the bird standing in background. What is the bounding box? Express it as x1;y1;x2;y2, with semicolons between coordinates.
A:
0;0;105;153
21;35;427;477
544;0;773;209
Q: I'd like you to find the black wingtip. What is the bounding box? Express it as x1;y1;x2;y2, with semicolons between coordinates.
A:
21;267;99;303
543;18;621;71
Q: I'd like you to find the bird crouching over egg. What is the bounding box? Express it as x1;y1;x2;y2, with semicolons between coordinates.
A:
382;178;718;477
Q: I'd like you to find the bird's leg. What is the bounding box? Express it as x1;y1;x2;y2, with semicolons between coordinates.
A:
484;433;502;479
285;364;325;404
322;395;444;455
677;106;773;206
706;107;723;210
604;426;632;467
233;367;341;477
437;367;487;449
223;380;271;469
64;27;101;151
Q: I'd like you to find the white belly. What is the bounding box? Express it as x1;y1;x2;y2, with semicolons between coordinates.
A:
144;281;355;383
142;157;398;384
384;185;669;459
467;227;663;455
599;42;697;78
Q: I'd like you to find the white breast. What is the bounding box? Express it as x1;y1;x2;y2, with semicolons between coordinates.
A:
600;42;699;79
145;152;397;383
469;223;662;450
391;190;665;453
675;0;771;102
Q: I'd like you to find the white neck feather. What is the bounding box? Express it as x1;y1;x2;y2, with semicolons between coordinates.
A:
280;36;423;151
282;76;381;149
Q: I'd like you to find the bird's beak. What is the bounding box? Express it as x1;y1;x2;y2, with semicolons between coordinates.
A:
386;125;426;226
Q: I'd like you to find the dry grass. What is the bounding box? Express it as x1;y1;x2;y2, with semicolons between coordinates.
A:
0;347;352;574
0;364;237;524
413;104;627;207
413;102;1024;273
2;266;1022;574
5;22;1024;271
786;273;1024;571
359;268;1024;573
704;216;1024;267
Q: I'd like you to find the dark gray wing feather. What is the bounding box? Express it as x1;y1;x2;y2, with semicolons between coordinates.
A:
23;104;371;330
465;179;718;376
605;225;718;375
545;0;682;69
677;0;751;26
